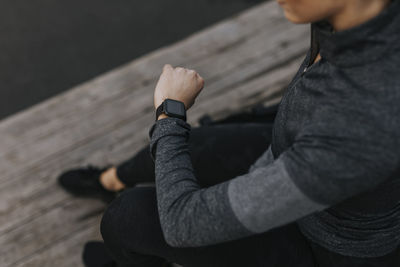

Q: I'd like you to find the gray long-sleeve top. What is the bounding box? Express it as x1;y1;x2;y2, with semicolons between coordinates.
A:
149;0;400;258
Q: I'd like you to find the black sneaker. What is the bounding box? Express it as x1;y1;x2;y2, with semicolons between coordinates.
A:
57;166;118;203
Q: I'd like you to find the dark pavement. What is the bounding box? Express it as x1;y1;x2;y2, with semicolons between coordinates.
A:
0;0;263;120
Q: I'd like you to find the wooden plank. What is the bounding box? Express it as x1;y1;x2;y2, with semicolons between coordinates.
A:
0;1;311;266
0;1;285;152
0;20;304;175
0;198;104;266
0;21;309;185
13;222;101;267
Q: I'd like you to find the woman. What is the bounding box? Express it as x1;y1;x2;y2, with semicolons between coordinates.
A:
59;0;400;266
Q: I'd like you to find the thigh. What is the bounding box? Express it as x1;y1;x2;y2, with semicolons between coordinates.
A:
117;122;273;187
101;187;316;267
189;122;273;187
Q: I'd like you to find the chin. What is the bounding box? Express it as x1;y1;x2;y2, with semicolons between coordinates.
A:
283;11;313;24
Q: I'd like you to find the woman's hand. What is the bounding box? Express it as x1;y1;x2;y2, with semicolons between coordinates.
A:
154;64;205;111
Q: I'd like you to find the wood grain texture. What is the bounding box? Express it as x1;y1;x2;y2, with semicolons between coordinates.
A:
0;1;309;266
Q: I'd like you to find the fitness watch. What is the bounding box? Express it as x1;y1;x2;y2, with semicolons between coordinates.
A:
156;99;187;122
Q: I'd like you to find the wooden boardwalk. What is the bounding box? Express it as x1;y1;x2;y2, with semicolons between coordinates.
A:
0;1;309;266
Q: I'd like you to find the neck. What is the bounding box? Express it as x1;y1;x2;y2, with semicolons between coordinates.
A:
328;0;391;31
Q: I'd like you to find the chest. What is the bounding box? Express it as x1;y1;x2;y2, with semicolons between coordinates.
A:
271;61;350;157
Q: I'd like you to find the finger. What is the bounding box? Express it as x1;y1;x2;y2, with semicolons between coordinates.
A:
187;69;197;76
196;72;203;79
163;64;173;72
197;74;205;87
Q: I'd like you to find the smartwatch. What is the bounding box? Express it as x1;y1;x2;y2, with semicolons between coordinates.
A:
156;99;187;122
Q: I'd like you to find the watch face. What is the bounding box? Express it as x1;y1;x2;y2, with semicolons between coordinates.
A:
165;99;185;116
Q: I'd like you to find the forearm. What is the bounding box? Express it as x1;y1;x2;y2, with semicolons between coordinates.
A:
149;118;251;247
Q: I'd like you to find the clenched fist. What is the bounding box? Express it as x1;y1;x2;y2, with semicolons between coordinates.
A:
154;64;205;111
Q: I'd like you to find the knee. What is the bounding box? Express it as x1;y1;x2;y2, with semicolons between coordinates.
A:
100;187;160;254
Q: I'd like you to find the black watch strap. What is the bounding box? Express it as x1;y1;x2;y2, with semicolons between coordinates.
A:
156;102;165;121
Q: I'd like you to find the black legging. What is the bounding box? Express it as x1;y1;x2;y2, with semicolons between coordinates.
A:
100;107;400;267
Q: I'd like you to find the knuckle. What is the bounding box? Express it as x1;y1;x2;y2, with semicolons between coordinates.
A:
198;76;204;84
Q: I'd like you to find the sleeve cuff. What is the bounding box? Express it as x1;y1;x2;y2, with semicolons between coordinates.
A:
148;117;191;161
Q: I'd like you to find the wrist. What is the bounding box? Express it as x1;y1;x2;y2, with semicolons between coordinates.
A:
155;99;187;122
157;113;170;121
